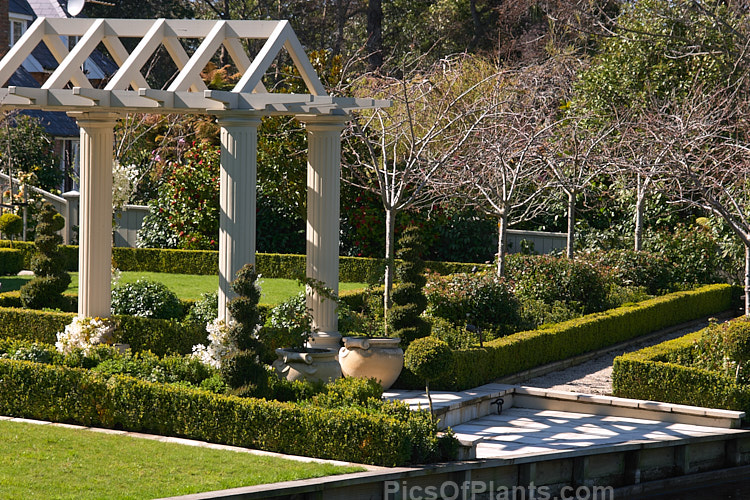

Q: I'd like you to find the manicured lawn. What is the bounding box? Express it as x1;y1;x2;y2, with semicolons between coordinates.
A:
0;272;366;304
0;420;363;500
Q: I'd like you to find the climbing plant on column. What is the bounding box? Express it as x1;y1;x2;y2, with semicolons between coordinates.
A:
20;202;71;310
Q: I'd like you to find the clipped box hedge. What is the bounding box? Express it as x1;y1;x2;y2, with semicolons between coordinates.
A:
611;329;750;413
0;248;24;276
0;359;442;466
0;306;207;356
1;240;484;279
398;284;735;391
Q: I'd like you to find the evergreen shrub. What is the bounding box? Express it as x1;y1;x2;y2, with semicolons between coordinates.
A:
0;248;24;275
111;279;183;319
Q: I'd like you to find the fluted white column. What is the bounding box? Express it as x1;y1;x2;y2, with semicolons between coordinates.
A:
70;112;118;318
217;114;261;321
301;115;347;348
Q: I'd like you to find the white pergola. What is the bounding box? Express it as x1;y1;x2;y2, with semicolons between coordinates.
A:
0;18;387;348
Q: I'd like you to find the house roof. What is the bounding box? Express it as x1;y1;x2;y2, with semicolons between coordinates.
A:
20;109;79;137
9;0;35;17
25;0;66;18
7;65;38;87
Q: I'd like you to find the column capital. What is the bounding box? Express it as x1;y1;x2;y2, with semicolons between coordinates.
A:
215;111;263;128
67;111;120;127
297;113;348;131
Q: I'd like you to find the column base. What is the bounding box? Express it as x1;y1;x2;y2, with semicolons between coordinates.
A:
307;331;342;349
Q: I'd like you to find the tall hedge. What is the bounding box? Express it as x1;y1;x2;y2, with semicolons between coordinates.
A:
0;248;24;276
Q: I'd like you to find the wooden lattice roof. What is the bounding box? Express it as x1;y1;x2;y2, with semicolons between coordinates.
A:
0;18;387;115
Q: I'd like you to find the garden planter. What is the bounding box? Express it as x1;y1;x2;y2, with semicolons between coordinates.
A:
339;337;404;390
272;347;342;384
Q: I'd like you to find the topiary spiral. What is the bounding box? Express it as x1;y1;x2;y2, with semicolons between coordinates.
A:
20;203;71;310
388;225;430;346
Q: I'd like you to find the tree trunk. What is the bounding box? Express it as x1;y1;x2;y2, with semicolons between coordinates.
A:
497;212;507;277
634;190;645;252
366;0;383;72
566;190;575;259
383;207;396;332
745;244;749;317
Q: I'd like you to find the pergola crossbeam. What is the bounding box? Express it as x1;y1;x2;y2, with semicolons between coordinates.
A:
0;18;389;349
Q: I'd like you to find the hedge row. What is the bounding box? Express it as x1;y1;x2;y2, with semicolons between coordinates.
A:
0;359;441;466
0;306;207;356
0;240;483;279
397;284;735;391
611;329;750;413
0;248;24;276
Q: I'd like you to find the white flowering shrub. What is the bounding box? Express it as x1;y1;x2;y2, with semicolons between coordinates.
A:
112;161;139;212
55;316;115;355
191;318;237;369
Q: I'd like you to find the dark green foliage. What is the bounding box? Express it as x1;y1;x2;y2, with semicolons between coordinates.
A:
612;321;750;413
0;213;23;242
389;226;430;345
424;271;521;335
506;254;609;314
220;264;267;395
397;284;734;391
0;358;449;466
20;204;71;310
310;377;384;409
645;223;723;286
111;279;183;319
404;337;452;384
0;249;24;275
584;249;675;295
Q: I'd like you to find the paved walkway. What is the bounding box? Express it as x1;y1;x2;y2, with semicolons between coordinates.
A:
451;407;746;460
521;318;716;395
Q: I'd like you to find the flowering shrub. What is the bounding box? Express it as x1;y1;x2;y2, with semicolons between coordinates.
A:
55;316;115;355
191;318;237;369
111;279;183;319
424;271;521;335
112;161;139;212
138;142;220;250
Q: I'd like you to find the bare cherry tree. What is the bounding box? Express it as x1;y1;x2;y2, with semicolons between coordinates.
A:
543;115;616;258
343;54;494;321
454;59;571;276
648;86;750;314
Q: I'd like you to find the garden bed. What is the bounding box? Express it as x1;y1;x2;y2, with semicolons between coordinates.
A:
397;284;736;391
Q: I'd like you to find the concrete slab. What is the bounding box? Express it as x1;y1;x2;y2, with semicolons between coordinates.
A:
451;407;744;460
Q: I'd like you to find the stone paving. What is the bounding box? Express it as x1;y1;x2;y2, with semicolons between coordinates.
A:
451;407;747;460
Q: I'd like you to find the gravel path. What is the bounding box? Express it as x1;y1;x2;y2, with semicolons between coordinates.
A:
521;319;715;395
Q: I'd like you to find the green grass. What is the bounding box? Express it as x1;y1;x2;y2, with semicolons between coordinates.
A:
0;272;366;305
0;420;363;500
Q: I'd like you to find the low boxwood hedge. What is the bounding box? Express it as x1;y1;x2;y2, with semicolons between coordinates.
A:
397;284;735;391
0;306;208;356
0;358;444;466
611;328;750;412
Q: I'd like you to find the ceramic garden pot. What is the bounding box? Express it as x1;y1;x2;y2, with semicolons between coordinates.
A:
272;347;342;384
338;337;404;390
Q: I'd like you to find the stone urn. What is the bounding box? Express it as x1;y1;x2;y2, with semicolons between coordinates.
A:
272;347;342;384
339;337;404;390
